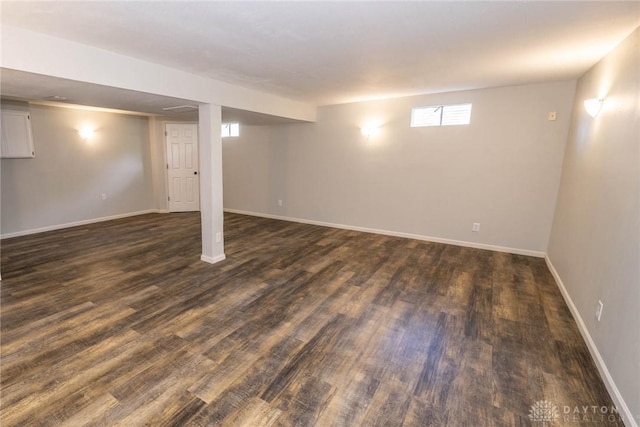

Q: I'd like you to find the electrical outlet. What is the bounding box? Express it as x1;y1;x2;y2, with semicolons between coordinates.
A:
215;232;222;243
277;199;283;207
595;300;603;321
472;222;480;232
101;193;107;200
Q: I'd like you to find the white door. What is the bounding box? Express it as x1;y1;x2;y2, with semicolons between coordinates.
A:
166;123;200;212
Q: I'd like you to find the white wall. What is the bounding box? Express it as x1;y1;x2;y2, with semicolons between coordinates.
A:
547;28;639;425
1;103;154;236
223;81;576;254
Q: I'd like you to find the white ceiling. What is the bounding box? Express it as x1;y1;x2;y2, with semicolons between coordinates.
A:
1;1;639;110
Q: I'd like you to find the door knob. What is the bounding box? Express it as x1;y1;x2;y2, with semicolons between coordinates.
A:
194;171;198;175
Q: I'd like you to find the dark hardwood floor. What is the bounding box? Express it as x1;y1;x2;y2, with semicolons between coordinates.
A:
1;212;619;426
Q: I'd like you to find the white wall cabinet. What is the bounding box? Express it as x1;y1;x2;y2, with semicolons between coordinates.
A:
1;110;35;158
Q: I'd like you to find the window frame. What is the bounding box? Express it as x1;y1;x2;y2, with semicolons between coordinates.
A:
410;103;472;127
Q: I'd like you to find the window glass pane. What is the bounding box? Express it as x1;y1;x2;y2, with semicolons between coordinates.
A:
411;106;441;127
442;104;472;126
221;122;239;138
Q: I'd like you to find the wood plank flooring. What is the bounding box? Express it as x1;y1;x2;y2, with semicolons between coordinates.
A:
0;212;619;426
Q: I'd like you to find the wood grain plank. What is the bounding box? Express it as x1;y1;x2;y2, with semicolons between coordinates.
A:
0;212;618;426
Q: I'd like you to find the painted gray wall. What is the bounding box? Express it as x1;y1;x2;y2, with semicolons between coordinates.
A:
223;81;576;253
1;103;154;235
223;125;283;214
548;28;639;421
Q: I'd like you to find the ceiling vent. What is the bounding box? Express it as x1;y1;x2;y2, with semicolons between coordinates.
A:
162;105;198;113
44;95;68;101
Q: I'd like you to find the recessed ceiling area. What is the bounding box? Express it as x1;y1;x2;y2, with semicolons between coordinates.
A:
2;1;639;106
0;69;200;116
0;69;307;125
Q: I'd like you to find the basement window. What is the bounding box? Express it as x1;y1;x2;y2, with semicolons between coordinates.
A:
411;103;472;127
221;122;239;138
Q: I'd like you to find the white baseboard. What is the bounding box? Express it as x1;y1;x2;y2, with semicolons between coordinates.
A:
0;209;168;239
545;256;637;427
223;208;545;258
200;254;226;264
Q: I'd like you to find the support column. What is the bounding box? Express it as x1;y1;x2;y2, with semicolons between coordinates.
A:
198;104;225;264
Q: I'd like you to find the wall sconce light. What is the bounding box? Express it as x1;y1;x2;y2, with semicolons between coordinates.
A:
584;98;604;118
361;123;381;139
79;125;94;140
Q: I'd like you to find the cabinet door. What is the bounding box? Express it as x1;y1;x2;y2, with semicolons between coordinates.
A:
1;110;35;158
